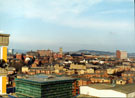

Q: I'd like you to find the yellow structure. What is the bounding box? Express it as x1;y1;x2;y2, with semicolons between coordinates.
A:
0;76;6;94
0;68;7;95
0;34;10;62
0;33;10;95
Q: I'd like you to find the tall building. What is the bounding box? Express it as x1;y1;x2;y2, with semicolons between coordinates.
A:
15;75;79;98
0;34;10;62
116;50;127;59
0;34;10;95
59;47;63;55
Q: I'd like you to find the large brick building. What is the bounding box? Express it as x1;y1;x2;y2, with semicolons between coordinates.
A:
37;50;53;57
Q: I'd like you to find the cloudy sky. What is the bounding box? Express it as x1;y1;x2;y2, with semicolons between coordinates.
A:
0;0;134;52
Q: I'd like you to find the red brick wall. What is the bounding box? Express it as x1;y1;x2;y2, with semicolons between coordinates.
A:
116;50;121;59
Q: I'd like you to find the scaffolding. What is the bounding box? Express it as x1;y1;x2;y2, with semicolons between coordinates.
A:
15;77;77;98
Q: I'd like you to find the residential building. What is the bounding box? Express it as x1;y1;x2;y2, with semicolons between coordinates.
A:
22;66;29;73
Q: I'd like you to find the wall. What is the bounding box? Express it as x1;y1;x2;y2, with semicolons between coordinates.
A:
127;92;135;97
0;47;7;62
80;86;126;97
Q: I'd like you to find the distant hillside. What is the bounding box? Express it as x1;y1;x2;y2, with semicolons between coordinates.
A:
78;50;115;55
14;49;28;54
128;53;135;57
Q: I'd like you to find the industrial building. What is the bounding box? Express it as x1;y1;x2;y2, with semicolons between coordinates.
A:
116;50;127;60
15;75;79;98
80;84;135;97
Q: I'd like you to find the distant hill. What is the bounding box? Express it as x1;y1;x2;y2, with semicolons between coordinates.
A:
14;49;28;54
128;53;135;57
77;50;115;55
10;49;135;57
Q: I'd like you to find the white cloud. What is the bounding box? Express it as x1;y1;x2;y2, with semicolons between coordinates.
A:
60;18;133;33
106;0;133;2
99;9;132;14
0;0;133;33
0;0;102;19
21;0;102;20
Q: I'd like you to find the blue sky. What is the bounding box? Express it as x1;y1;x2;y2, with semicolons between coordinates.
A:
0;0;134;52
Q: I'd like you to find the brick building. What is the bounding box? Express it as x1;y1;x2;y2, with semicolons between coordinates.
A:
37;50;53;57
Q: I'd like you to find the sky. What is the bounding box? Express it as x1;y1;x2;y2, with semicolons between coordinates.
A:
0;0;134;52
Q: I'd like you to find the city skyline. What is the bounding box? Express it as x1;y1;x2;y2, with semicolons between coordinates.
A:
0;0;134;52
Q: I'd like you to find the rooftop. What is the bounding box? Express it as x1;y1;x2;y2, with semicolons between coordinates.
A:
0;33;10;37
88;83;135;94
16;74;76;83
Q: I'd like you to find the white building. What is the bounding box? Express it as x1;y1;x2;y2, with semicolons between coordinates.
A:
80;84;135;97
8;49;14;55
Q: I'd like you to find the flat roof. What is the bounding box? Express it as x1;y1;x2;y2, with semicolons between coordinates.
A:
88;84;135;94
16;74;76;83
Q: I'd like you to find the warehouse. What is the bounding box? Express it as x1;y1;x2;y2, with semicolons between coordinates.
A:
15;74;79;98
80;84;135;97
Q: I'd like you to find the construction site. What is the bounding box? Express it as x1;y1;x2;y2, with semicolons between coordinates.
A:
15;75;79;98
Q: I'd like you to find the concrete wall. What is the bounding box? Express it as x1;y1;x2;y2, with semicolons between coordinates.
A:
127;92;135;98
80;86;126;97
